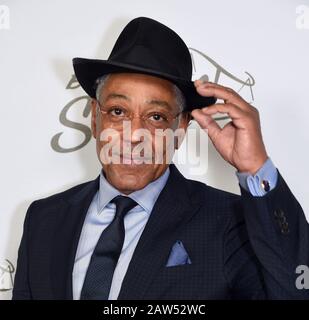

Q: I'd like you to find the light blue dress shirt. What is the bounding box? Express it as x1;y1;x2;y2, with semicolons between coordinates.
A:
72;158;278;300
72;167;170;300
236;157;278;196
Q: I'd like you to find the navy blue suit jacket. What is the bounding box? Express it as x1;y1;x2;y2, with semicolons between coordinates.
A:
13;164;309;299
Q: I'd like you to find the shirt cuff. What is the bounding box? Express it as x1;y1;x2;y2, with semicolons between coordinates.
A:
235;158;278;197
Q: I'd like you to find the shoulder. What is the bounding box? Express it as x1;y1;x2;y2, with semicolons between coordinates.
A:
27;176;99;213
185;176;240;205
183;177;244;230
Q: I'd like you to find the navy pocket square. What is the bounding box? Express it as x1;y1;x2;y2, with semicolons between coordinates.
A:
165;240;192;267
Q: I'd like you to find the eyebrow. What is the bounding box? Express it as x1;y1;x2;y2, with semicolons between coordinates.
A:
104;93;174;111
146;99;173;111
104;93;131;102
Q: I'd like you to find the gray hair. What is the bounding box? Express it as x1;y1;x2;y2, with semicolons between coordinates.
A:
95;74;186;113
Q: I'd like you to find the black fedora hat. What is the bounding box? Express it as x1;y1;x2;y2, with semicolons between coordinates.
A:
73;17;216;111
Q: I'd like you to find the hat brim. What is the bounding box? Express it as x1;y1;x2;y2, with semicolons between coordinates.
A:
73;58;217;111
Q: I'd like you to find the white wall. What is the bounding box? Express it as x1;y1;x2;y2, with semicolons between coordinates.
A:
0;0;308;299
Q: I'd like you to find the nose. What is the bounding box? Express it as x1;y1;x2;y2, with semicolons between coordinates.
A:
130;116;146;143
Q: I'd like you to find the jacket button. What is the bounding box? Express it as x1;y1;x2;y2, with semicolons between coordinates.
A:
274;209;285;218
281;221;290;234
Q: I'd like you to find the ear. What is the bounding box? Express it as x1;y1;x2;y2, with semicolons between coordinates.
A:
91;99;97;139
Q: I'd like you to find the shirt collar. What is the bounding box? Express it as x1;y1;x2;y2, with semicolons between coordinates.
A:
97;167;170;215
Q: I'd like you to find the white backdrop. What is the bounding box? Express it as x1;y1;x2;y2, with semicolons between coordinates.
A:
1;0;308;299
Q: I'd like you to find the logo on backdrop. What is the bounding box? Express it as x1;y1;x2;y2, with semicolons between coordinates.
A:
51;48;255;154
0;259;14;291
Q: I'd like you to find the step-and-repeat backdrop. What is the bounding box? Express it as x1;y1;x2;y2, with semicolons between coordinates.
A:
1;0;308;299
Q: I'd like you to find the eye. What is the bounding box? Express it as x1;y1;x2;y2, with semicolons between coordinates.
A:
110;107;125;117
149;113;167;122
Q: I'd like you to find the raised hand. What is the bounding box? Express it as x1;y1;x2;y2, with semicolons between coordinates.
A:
191;80;268;174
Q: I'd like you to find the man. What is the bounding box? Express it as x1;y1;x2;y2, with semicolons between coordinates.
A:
13;17;309;300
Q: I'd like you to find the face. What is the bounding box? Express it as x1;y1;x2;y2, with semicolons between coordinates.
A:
91;73;190;194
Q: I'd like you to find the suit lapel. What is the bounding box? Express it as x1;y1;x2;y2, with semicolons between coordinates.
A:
50;165;201;300
118;164;202;299
50;176;100;299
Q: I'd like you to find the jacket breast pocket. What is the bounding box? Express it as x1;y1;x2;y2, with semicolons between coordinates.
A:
147;263;204;299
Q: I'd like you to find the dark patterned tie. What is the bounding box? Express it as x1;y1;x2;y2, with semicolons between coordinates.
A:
80;195;137;300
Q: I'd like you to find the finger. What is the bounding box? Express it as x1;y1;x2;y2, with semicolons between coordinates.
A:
202;103;243;118
194;79;203;87
201;103;247;129
194;77;208;87
196;83;242;103
191;109;221;141
199;81;238;94
196;83;249;110
195;80;234;97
